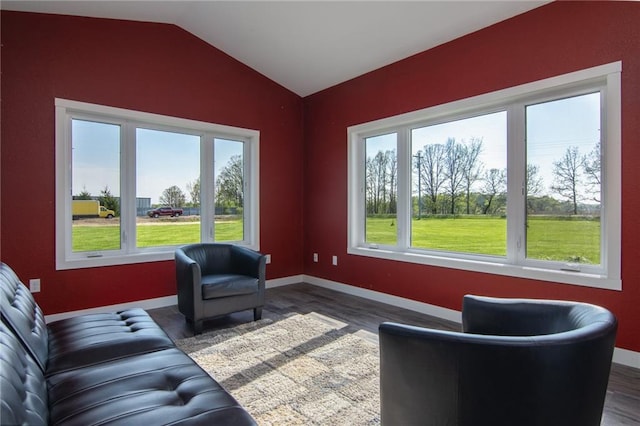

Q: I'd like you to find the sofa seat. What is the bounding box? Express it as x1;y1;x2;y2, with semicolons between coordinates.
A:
0;262;257;426
47;348;254;426
46;309;175;375
1;264;174;375
202;274;259;299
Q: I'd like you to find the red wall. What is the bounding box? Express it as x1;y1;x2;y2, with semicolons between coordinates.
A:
0;11;304;314
2;4;639;353
303;2;640;352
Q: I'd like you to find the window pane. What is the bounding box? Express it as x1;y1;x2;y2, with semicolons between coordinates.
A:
136;128;200;247
71;119;121;252
526;93;601;265
364;134;398;245
214;138;244;242
411;111;507;255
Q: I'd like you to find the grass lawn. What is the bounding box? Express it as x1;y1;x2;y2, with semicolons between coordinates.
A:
73;215;600;264
72;219;243;251
366;216;600;263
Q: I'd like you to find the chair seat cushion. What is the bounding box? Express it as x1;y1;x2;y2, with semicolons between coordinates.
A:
201;274;259;299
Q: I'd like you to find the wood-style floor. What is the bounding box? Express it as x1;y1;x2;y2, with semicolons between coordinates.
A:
148;283;640;425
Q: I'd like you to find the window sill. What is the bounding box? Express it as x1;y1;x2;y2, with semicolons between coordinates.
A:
56;250;175;270
347;246;621;291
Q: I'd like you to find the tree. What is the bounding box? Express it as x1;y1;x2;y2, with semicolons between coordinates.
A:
216;155;244;209
419;143;446;215
366;149;397;215
186;177;201;207
461;138;483;214
99;186;120;216
75;186;93;200
551;146;584;214
160;185;186;208
443;138;465;214
481;168;506;214
526;163;544;197
526;163;544;213
583;142;601;203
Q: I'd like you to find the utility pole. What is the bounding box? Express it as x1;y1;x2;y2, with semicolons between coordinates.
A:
414;153;422;219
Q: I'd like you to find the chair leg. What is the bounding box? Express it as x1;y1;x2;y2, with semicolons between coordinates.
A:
254;307;262;321
193;319;203;335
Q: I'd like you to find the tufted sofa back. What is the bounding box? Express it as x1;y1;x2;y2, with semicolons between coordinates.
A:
0;263;49;371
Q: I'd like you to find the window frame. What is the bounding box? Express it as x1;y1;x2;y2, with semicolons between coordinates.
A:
55;99;260;270
348;62;621;290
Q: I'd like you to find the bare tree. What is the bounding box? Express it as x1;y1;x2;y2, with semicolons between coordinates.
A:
461;138;484;214
525;163;545;213
443;138;465;214
526;163;544;197
482;168;506;214
419;143;447;214
387;150;397;214
160;185;186;208
366;149;397;214
551;146;584;214
583;141;601;203
186;177;200;207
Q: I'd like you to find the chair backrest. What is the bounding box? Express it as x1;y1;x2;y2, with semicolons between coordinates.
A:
179;243;234;276
0;263;49;372
379;295;617;426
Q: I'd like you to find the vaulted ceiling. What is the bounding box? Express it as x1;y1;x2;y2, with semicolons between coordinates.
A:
1;1;547;96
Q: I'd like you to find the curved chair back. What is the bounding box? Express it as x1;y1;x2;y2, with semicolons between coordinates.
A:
379;295;617;426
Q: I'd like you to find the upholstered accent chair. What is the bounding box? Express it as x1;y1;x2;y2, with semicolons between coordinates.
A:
379;295;617;426
175;243;266;334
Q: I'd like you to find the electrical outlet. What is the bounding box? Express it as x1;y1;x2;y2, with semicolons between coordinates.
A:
265;254;272;264
29;279;41;293
332;255;338;266
313;253;318;262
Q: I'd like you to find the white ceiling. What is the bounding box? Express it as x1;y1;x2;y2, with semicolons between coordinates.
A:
1;1;547;97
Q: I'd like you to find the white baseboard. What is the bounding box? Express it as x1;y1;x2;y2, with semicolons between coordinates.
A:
303;274;640;370
44;275;303;323
266;274;304;288
42;273;640;369
45;295;178;323
612;347;640;369
303;274;462;323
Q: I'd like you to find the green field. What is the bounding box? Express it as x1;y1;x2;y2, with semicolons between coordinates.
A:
72;219;243;251
366;215;600;263
73;215;600;264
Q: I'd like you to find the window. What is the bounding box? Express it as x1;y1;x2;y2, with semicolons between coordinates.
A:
348;62;621;290
56;99;259;270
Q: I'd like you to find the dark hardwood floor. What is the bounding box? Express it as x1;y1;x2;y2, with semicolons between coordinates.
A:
148;283;640;425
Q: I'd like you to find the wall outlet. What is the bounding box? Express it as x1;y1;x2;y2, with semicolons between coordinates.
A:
313;253;318;262
265;254;272;264
29;278;41;293
332;255;338;266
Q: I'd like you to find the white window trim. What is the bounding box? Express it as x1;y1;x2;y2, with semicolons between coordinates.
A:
348;62;622;291
55;99;260;270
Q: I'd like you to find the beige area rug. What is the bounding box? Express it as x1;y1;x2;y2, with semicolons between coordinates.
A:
174;312;381;425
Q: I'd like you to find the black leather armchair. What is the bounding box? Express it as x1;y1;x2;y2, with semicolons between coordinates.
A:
379;295;617;426
175;243;266;334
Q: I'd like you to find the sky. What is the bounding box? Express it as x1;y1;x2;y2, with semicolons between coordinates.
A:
73;92;600;205
366;91;600;199
72;122;242;204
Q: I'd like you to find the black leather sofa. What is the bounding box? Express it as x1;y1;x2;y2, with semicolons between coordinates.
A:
0;262;256;425
379;294;618;426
